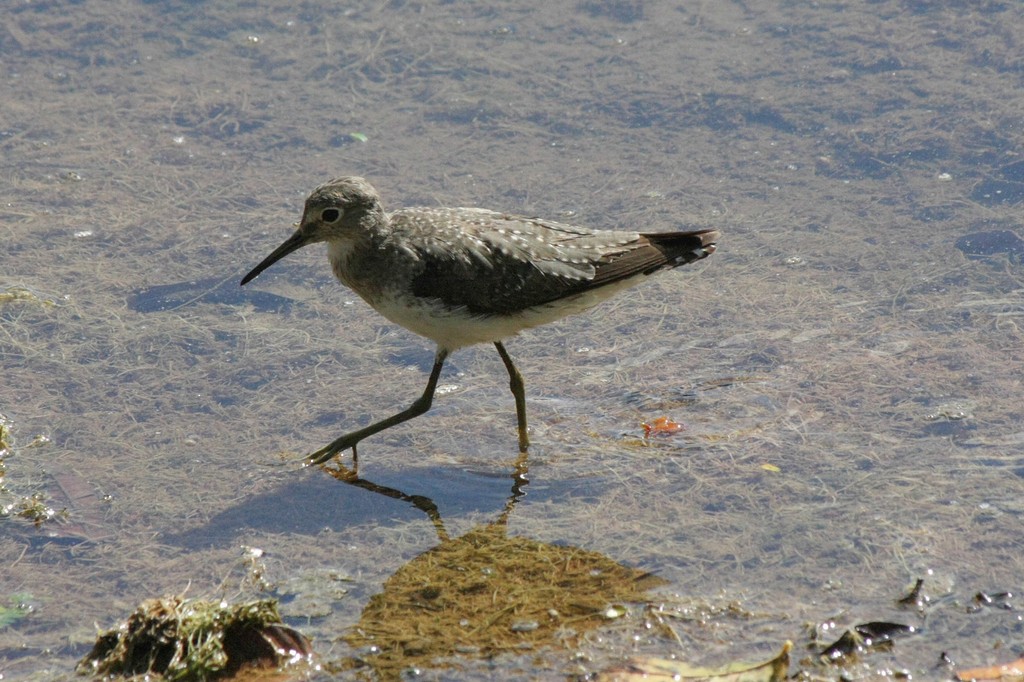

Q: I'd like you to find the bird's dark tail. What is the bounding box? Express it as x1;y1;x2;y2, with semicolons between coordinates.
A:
586;229;718;288
640;229;718;272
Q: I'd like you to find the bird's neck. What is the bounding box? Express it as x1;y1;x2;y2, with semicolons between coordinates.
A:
327;214;391;301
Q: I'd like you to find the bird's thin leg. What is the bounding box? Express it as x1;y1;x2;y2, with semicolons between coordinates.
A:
306;348;449;465
494;341;530;452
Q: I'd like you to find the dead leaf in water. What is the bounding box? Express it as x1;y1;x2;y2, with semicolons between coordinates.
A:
599;640;790;681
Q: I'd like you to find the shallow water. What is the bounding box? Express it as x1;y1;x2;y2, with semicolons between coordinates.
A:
3;1;1024;679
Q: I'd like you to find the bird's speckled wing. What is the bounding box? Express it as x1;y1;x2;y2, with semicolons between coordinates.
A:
391;207;706;315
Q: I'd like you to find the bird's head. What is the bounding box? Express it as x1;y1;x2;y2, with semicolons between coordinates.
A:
241;176;383;285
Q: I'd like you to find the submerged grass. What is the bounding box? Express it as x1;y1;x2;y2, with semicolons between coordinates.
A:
342;520;665;679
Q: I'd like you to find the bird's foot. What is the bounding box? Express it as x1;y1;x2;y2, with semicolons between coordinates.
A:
304;432;362;466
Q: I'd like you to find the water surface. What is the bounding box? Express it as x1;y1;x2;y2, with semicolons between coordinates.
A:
2;2;1023;679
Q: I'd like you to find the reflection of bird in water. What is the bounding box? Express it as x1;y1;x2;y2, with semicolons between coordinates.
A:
241;177;718;462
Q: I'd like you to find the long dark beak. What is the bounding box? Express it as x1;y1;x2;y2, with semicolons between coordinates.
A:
240;229;312;285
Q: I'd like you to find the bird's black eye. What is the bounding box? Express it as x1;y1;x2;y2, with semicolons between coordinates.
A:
321;208;341;223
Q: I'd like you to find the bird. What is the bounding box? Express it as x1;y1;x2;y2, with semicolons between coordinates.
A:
240;176;718;464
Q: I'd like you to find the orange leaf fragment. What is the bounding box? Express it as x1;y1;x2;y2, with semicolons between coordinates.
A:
957;656;1024;681
642;416;685;439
